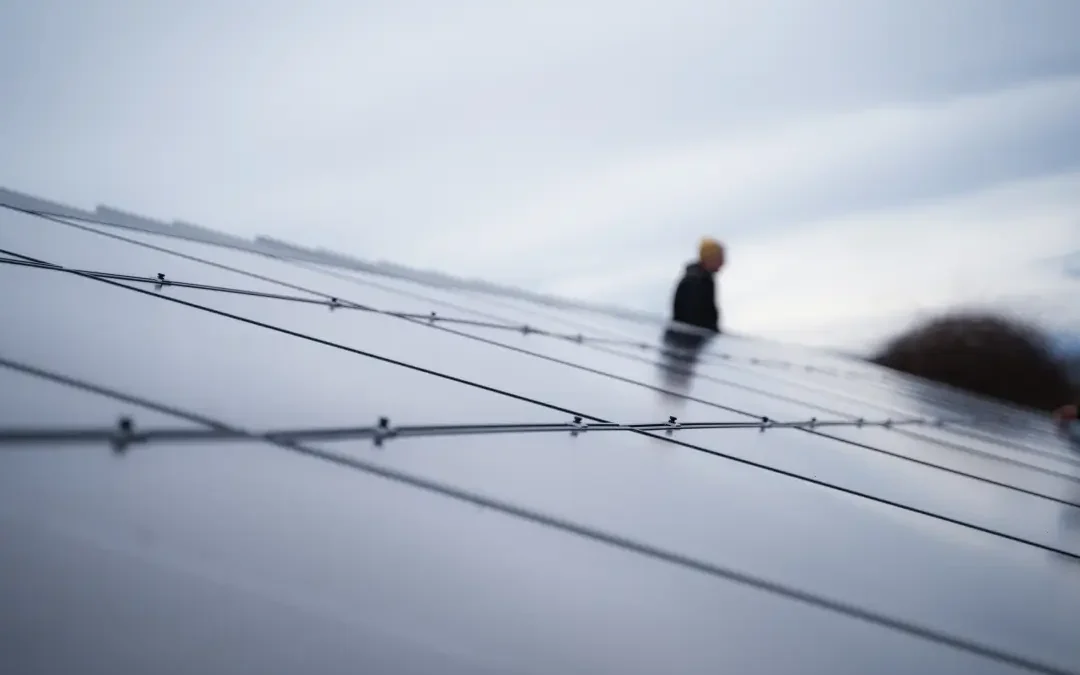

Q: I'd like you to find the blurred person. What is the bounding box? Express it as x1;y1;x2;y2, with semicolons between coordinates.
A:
871;312;1076;417
668;237;725;336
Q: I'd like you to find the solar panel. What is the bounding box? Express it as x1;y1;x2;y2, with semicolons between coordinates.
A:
2;195;1080;675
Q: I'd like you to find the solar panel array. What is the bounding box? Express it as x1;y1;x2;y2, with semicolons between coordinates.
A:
2;195;1080;675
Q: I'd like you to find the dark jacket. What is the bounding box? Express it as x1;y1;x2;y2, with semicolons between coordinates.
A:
670;261;720;333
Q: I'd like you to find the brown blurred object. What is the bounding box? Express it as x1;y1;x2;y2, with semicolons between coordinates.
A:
870;312;1076;414
1054;403;1078;424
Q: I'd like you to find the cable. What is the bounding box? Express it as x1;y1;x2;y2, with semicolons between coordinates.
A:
0;415;937;448
0;354;1073;675
24;207;1061;464
0;256;655;344
4;226;1063;473
277;243;1075;462
2;203;892;384
5;209;1077;506
6;243;1078;504
4;245;1080;563
19;204;1054;463
6;250;1059;464
18;199;1070;448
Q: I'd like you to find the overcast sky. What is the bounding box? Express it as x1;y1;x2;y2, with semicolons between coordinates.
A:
2;0;1079;350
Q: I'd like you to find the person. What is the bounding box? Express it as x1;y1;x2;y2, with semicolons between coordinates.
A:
670;237;725;334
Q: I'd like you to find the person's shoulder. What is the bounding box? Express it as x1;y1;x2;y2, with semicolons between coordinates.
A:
681;262;709;280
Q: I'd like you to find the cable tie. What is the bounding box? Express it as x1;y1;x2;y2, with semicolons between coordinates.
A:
154;273;167;291
110;416;135;455
759;416;772;433
570;415;586;437
665;415;680;435
806;417;818;429
428;311;437;323
328;297;341;311
373;416;395;447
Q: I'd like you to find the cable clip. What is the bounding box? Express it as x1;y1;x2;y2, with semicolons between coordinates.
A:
882;418;893;429
806;417;818;429
328;297;341;311
111;416;136;455
759;416;773;432
428;311;437;324
373;416;396;447
855;418;865;428
154;273;167;291
570;415;586;437
521;325;533;335
665;416;680;435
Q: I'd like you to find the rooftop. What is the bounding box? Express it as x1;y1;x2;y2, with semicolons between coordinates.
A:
2;188;1079;675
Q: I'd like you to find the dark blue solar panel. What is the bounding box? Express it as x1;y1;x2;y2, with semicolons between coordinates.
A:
3;199;1080;675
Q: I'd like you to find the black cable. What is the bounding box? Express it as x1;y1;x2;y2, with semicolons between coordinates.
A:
4;245;1080;563
280;239;1076;466
289;254;884;380
0;416;936;448
234;231;1069;459
9;206;1024;450
0;354;1073;675
4;204;885;382
6;205;1077;499
10;248;1060;468
4;210;1075;493
0;256;648;343
19;199;1068;446
292;245;1059;449
6;242;1078;507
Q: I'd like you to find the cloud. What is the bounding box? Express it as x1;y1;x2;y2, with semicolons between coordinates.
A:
718;171;1080;351
419;73;1080;276
544;165;1080;349
1;0;1079;352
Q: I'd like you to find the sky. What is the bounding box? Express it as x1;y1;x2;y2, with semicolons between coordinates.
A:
1;0;1079;351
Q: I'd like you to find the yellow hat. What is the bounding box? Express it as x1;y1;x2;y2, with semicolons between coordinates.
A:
699;237;724;261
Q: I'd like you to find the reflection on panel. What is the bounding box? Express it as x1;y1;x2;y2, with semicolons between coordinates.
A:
0;265;561;429
0;368;196;429
8;212;1061;444
6;203;1080;675
264;257;1072;453
0;234;746;426
0;438;1045;675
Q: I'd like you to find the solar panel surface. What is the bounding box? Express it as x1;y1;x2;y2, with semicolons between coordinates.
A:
2;199;1080;675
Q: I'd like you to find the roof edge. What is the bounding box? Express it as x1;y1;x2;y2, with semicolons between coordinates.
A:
0;185;665;325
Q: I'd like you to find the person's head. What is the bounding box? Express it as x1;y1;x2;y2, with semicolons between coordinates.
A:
698;237;725;273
